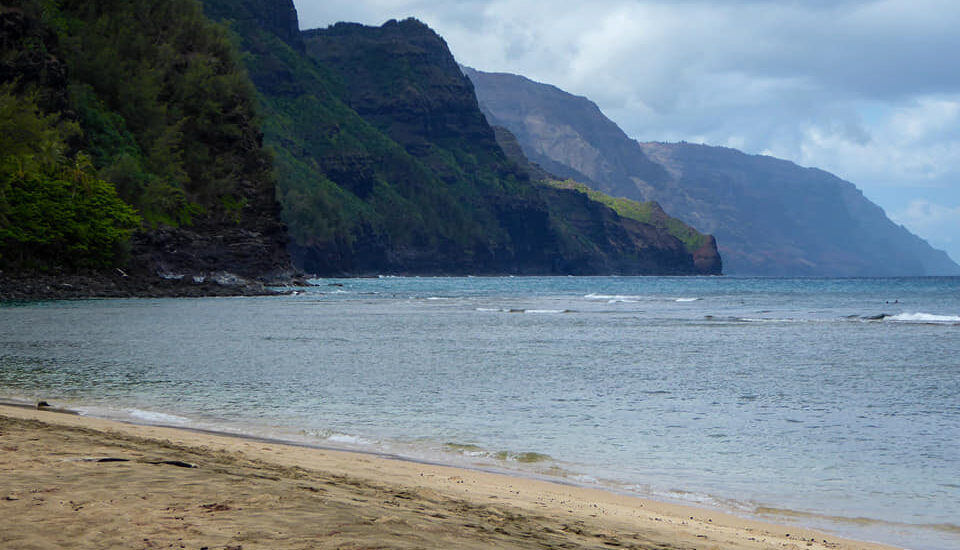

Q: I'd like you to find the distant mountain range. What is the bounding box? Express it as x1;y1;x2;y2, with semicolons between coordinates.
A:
465;67;960;276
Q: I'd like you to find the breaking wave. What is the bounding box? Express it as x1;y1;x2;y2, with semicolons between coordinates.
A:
475;308;571;314
885;312;960;324
583;293;643;303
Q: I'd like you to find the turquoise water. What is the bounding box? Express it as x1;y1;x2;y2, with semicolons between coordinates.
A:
1;277;958;549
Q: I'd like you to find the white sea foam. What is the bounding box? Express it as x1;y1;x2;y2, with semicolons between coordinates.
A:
653;489;740;510
326;433;369;445
126;409;191;424
570;473;600;485
675;297;700;302
584;293;643;302
475;307;569;314
886;312;960;324
316;432;373;447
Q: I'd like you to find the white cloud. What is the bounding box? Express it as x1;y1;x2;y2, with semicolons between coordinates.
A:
896;200;960;226
891;200;960;262
778;95;960;192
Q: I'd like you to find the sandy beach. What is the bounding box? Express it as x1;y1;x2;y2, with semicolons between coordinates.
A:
0;404;899;550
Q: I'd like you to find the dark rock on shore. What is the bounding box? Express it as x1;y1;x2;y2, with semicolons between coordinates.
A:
0;267;299;302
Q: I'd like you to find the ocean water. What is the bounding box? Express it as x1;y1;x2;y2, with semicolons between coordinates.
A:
1;276;958;549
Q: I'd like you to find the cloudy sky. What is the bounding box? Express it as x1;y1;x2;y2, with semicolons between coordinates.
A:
293;0;960;263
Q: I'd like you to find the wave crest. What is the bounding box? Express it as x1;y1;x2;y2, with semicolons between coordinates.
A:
885;312;960;324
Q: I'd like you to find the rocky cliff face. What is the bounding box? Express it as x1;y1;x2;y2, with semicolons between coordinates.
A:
303;20;503;166
491;124;721;274
203;0;303;49
467;68;959;276
462;66;669;192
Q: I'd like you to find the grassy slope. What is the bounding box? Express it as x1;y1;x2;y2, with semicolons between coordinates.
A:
546;179;708;253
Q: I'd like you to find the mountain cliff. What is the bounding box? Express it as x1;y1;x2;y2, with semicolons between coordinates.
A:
297;18;713;274
199;3;719;275
463;67;669;191
466;67;960;276
639;142;960;276
490;125;721;274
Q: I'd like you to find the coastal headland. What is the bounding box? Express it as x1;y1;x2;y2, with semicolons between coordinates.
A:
0;405;898;550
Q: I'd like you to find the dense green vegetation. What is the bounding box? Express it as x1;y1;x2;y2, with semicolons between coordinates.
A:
57;0;269;226
0;85;140;267
0;0;275;270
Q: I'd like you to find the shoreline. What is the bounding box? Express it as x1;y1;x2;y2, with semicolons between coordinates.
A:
0;404;900;550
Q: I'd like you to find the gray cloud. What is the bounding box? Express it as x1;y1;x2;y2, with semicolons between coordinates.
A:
294;0;960;262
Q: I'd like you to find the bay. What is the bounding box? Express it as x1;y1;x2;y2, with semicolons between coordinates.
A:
1;276;958;549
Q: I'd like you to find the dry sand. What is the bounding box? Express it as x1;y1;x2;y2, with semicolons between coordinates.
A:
0;404;900;550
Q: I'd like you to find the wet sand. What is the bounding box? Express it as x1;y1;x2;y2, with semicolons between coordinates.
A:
0;404;899;549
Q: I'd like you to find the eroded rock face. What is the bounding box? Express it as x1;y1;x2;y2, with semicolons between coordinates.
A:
132;213;290;283
202;0;303;50
490;124;721;276
537;187;699;275
259;0;301;48
693;235;723;275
